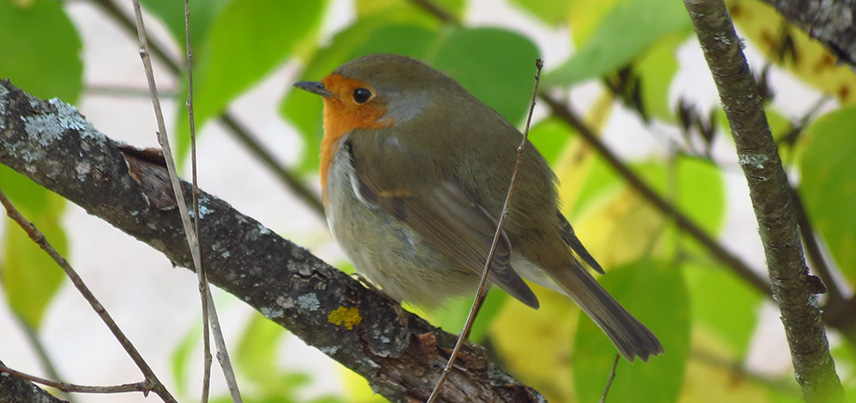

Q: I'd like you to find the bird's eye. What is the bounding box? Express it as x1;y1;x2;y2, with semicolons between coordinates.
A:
353;88;372;104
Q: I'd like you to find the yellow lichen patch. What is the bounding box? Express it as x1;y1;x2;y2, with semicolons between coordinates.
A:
328;306;362;330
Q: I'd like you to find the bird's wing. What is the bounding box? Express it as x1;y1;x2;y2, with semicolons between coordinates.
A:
348;137;539;308
557;213;604;274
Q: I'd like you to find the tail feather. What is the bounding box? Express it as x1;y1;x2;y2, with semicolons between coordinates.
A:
555;263;663;362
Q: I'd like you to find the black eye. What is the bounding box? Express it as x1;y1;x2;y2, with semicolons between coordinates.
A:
353;88;372;104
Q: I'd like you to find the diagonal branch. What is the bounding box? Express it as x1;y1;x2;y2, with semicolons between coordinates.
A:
683;0;844;401
540;95;772;296
0;80;543;403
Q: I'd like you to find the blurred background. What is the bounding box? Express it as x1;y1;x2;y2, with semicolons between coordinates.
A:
1;0;853;402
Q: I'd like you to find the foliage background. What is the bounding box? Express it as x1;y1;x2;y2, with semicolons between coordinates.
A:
1;0;855;402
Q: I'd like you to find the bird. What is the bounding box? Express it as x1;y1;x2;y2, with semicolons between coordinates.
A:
293;53;663;362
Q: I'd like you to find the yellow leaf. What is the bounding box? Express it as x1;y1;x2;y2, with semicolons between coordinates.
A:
490;286;579;401
729;0;856;104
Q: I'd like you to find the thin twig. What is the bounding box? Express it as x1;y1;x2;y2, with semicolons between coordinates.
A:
599;355;621;403
130;1;242;401
426;59;544;402
87;0;324;218
0;188;177;402
182;1;214;401
0;363;151;395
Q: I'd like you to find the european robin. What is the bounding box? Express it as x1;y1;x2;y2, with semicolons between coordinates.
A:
294;53;663;361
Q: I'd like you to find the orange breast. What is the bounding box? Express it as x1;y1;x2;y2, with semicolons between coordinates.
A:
319;74;393;203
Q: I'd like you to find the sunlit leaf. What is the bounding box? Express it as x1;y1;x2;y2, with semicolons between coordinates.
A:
545;0;691;87
490;286;579;401
799;108;856;283
0;0;82;103
573;259;689;403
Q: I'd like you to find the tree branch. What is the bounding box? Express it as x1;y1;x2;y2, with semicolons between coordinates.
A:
0;360;69;403
683;1;844;401
0;80;544;403
757;0;856;67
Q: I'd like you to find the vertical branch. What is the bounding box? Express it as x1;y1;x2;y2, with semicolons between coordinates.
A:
182;1;213;401
682;0;844;401
130;1;242;401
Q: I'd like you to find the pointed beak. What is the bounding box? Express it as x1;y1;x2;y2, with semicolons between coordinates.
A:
293;81;335;98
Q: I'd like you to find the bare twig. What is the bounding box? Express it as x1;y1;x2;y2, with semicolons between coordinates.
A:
130;1;242;401
427;59;544;402
182;1;214;401
0;188;176;403
87;0;324;218
683;0;843;401
0;363;152;395
599;355;621;403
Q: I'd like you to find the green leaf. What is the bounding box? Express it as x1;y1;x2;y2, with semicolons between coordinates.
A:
175;0;328;157
140;0;231;54
545;0;691;87
427;27;541;125
528;118;572;166
638;157;726;236
800;108;856;283
428;287;508;342
0;167;67;329
0;0;82;103
636;32;688;122
684;262;762;357
170;323;200;398
510;0;571;27
237;312;291;393
282;22;438;173
573;259;689;403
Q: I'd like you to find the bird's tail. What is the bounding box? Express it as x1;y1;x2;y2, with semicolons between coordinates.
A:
553;262;663;362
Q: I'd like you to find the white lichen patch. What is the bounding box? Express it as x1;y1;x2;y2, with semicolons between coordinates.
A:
23;98;93;147
75;160;91;181
259;306;284;319
739;153;769;170
296;293;320;311
319;345;339;355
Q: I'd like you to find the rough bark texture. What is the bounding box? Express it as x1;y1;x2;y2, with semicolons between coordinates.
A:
0;80;544;402
683;1;844;402
0;361;68;403
759;0;856;67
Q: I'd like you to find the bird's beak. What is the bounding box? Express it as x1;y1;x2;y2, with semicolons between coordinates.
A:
293;81;335;98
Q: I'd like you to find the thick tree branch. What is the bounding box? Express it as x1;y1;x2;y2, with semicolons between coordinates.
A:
0;80;543;402
683;1;844;401
0;361;68;403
